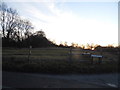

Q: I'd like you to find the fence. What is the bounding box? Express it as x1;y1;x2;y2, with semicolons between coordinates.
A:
69;48;103;64
3;47;103;64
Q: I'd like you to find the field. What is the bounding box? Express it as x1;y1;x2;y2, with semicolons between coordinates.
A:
2;47;118;74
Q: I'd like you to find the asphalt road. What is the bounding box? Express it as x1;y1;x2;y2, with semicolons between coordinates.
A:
2;71;119;88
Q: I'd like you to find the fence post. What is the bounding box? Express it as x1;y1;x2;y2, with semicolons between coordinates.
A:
98;57;102;64
69;47;72;64
91;56;93;64
28;45;32;64
100;48;103;55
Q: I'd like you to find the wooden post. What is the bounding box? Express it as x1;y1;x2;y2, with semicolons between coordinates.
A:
91;56;93;64
69;47;72;64
100;47;103;55
28;45;32;63
98;57;102;64
99;47;103;64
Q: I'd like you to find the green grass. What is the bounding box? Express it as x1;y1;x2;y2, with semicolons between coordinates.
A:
2;47;119;74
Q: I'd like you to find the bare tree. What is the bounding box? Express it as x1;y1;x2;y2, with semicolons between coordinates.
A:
64;41;68;47
14;17;24;41
0;2;34;42
71;42;75;47
81;44;85;49
23;19;33;39
0;2;7;37
0;2;19;39
86;43;95;50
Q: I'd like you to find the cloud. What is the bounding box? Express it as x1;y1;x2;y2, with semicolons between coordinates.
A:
23;2;59;23
22;1;117;45
6;1;117;46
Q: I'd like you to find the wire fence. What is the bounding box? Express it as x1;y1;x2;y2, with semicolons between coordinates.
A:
3;48;109;64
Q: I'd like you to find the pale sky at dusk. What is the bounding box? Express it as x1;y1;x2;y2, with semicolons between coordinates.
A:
3;0;119;46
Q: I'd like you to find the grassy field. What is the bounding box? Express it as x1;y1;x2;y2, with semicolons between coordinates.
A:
2;47;118;74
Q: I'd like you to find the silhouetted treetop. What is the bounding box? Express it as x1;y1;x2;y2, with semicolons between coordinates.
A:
34;30;46;37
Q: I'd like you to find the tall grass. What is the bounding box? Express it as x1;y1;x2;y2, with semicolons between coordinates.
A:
2;48;118;74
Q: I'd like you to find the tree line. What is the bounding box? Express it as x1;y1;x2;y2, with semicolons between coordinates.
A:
0;2;120;51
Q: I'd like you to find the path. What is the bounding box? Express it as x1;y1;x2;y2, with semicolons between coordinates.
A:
2;71;119;88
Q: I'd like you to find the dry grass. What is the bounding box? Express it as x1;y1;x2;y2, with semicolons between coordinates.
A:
2;47;118;74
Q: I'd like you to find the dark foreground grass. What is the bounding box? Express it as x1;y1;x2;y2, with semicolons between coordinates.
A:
2;58;118;74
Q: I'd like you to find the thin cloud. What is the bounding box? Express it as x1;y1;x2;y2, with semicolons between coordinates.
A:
22;1;117;46
23;2;58;23
4;1;117;46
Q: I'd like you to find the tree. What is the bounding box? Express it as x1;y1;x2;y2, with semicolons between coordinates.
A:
0;2;34;42
64;42;68;47
59;42;64;47
71;42;79;48
1;2;57;48
34;30;46;37
0;2;8;37
23;19;33;39
71;42;74;47
6;8;18;39
25;30;53;48
86;43;95;50
81;44;85;49
14;17;24;41
0;2;19;39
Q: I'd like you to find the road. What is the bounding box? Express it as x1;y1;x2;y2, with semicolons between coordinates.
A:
2;71;119;88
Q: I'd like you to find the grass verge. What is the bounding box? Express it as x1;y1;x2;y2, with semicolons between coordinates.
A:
2;57;118;74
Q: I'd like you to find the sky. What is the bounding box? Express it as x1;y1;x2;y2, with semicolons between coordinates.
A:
2;0;119;46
